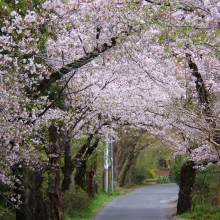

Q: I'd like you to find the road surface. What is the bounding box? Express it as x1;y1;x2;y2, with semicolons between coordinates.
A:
92;183;179;220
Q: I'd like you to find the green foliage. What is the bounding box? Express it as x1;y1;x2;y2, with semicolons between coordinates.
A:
133;167;148;184
63;186;90;218
170;157;184;186
64;188;128;220
0;182;13;210
159;35;166;41
192;165;220;212
164;46;171;53
0;206;15;220
0;182;8;206
47;83;64;109
1;0;56;60
1;0;45;18
84;14;90;21
133;168;156;184
148;169;156;178
179;207;220;220
41;172;49;195
177;165;220;219
65;22;71;29
119;34;126;41
133;142;170;184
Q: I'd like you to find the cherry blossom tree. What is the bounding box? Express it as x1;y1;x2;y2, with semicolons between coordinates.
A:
1;0;220;218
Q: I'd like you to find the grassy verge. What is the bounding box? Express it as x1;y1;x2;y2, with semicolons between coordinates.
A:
0;206;16;220
0;187;131;220
178;207;220;220
64;187;129;220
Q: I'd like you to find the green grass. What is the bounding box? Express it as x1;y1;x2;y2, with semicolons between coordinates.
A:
0;206;16;220
64;187;129;220
179;207;220;220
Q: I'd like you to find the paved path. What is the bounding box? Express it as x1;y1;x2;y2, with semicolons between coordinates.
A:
92;183;179;220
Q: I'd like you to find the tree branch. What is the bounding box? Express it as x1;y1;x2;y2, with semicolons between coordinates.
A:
36;38;118;95
36;71;77;119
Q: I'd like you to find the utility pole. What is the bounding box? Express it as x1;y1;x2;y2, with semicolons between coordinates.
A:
103;133;108;192
110;127;114;192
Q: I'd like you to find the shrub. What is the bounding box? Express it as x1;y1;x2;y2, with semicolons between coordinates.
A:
192;165;220;212
63;186;90;217
133;167;148;184
170;157;183;186
0;182;8;207
0;181;14;210
148;169;156;178
0;206;15;220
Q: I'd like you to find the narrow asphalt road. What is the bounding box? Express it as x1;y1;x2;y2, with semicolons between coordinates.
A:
92;183;179;220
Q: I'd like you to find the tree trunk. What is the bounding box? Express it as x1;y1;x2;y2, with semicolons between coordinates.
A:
30;172;49;220
86;171;95;198
48;168;63;220
74;136;100;190
75;160;87;189
47;125;64;220
14;178;29;220
177;160;196;215
62;136;74;192
61;95;75;192
127;153;139;184
114;145;129;178
12;166;48;220
120;150;135;187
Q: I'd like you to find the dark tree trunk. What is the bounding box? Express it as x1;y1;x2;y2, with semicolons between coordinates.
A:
14;182;29;220
31;172;49;220
120;149;135;187
75;160;87;189
61;95;75;192
114;144;129;177
175;54;210;215
113;129;142;180
62;136;74;192
86;158;98;197
177;160;196;215
86;171;95;198
48;168;63;220
12;166;48;220
74;136;100;190
127;153;139;184
47;125;64;220
186;54;210;107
